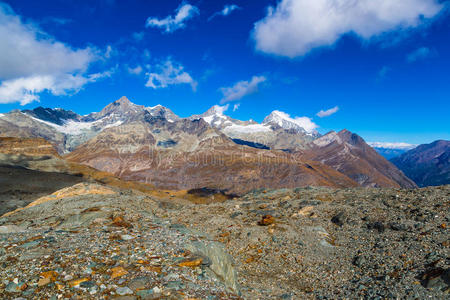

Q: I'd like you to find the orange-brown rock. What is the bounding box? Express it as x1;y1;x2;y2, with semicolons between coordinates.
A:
110;266;128;279
258;215;275;226
178;258;203;268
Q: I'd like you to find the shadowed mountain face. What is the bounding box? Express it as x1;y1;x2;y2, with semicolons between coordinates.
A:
391;140;450;187
0;96;418;191
302;130;417;188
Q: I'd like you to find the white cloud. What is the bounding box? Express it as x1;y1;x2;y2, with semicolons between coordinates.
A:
368;142;417;150
253;0;443;58
208;4;240;21
0;4;103;105
128;65;143;75
317;106;339;118
220;76;267;104
146;3;199;33
214;104;229;115
233;103;240;112
272;110;318;133
0;71;112;105
104;45;116;59
145;59;197;91
407;47;431;62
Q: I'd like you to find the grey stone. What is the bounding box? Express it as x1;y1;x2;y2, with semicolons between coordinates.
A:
187;240;240;294
116;286;133;296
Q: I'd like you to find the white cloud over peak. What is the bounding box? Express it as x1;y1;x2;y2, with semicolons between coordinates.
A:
0;4;104;105
213;104;229;115
407;47;432;62
317;106;339;118
146;3;199;33
272;110;318;133
253;0;443;58
145;59;197;91
208;4;240;21
220;76;266;104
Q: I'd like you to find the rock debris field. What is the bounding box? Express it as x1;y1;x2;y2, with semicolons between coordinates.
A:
0;183;448;299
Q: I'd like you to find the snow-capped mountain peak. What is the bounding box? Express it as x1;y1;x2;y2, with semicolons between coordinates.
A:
262;110;318;136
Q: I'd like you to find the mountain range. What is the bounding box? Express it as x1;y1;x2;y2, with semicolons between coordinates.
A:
391;140;450;187
0;96;421;193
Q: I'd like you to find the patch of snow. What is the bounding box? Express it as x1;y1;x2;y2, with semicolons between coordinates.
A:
147;104;162;110
223;123;272;134
368;142;417;150
0;113;4;118
26;113;95;135
203;115;214;125
102;120;124;130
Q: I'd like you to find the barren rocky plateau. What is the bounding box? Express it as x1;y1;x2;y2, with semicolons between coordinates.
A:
0;182;448;299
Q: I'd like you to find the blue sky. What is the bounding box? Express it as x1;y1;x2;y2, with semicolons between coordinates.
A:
0;0;449;144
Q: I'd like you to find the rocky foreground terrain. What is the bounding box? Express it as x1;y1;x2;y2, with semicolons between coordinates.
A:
0;183;448;299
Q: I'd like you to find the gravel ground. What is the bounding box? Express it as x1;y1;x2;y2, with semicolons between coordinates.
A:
0;184;448;299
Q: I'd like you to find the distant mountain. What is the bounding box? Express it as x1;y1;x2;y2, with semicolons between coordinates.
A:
0;96;419;190
66;115;357;194
368;142;417;160
391;140;450;187
303;130;417;188
0;96;178;153
190;106;314;151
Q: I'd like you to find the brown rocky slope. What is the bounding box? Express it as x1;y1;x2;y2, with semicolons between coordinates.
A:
303;130;417;188
66;120;358;194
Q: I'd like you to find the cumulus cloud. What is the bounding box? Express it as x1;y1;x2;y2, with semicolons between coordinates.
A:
146;3;199;33
407;47;432;62
208;4;240;21
220;76;267;104
317;106;339;118
145;59;197;91
0;4;103;105
253;0;443;58
0;71;112;105
272;110;318;133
